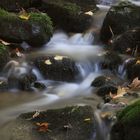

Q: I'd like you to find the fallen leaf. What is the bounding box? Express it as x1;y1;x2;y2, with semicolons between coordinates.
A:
54;55;64;61
110;86;127;99
36;122;50;132
19;9;30;20
45;60;52;65
32;111;40;119
84;118;91;122
85;11;93;16
129;77;140;89
0;39;10;45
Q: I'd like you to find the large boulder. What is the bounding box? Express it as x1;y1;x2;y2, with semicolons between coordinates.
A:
40;0;94;32
0;43;10;72
33;56;79;82
111;100;140;140
100;1;140;43
111;28;140;55
0;106;95;140
0;8;53;47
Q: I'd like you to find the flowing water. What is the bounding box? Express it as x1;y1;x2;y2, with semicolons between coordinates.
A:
0;0;140;140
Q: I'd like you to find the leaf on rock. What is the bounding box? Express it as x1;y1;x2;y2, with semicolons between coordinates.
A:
0;39;10;45
36;122;50;132
19;9;30;20
45;59;52;65
110;86;127;99
32;111;40;119
129;77;140;89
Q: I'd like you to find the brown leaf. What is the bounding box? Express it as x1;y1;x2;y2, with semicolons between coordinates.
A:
36;122;49;132
129;77;140;89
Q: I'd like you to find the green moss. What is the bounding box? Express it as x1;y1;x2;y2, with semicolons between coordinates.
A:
0;43;8;52
29;12;53;36
117;100;140;126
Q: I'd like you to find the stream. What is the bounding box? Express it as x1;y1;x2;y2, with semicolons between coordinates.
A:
0;0;140;140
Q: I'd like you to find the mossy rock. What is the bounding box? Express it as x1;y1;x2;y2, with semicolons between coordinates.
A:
63;0;97;11
0;8;53;47
0;106;95;140
0;43;10;71
41;0;93;32
100;1;140;43
111;100;140;140
0;0;42;12
33;56;79;82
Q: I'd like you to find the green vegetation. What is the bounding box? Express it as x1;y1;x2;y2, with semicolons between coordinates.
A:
117;100;140;126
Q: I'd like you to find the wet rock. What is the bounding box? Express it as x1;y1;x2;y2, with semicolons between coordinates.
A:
0;77;8;91
0;43;10;72
33;81;46;90
97;85;117;98
111;28;140;55
0;9;53;47
8;73;37;91
0;105;95;140
111;100;140;140
91;75;114;87
0;0;42;12
101;51;122;71
40;0;94;32
124;58;140;80
100;1;140;43
34;56;79;82
63;0;97;11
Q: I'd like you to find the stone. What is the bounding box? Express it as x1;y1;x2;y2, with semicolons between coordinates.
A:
111;28;140;55
100;1;140;43
0;9;53;47
0;43;10;72
0;105;95;140
40;0;94;32
33;56;79;82
111;100;140;140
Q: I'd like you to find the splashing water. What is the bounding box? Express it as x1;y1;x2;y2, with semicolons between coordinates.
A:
41;32;104;61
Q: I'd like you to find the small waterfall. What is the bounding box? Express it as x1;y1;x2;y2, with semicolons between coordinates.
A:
42;32;103;61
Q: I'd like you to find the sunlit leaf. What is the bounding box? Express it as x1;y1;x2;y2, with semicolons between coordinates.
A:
32;111;40;118
45;60;52;65
19;9;30;20
129;77;140;89
54;55;64;61
0;39;10;45
84;11;93;16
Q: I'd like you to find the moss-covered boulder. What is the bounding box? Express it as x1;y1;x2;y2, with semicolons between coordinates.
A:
100;1;140;43
63;0;97;11
0;43;10;71
0;105;95;140
0;0;42;12
40;0;93;32
111;100;140;140
33;56;79;82
0;9;53;47
111;28;140;55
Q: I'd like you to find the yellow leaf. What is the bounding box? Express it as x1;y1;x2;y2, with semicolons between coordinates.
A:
84;118;91;122
54;55;64;61
45;60;52;65
19;9;30;20
136;60;140;64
